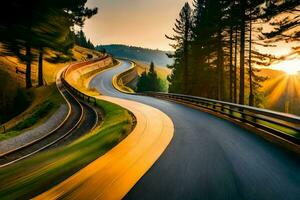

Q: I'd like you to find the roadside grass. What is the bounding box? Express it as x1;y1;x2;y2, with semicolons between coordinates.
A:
0;69;32;125
0;99;134;199
11;102;54;131
199;104;299;138
0;45;101;139
0;84;63;141
227;108;299;138
256;120;300;138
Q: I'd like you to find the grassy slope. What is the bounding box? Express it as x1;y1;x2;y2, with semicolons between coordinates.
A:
0;47;136;199
0;85;62;141
0;69;29;124
0;46;101;140
0;45;101;86
0;99;133;199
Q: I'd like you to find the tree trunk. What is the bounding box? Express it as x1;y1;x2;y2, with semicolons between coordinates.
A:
183;18;190;94
248;13;254;106
229;26;234;102
25;45;32;89
234;26;238;104
183;43;189;94
239;0;246;105
217;29;224;100
38;50;44;86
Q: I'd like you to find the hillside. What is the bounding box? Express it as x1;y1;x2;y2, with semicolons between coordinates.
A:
0;45;100;125
0;45;101;86
96;44;173;67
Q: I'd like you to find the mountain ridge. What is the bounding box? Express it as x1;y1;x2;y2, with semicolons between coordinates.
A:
96;44;174;67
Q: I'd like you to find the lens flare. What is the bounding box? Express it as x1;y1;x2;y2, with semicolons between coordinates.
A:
272;59;300;75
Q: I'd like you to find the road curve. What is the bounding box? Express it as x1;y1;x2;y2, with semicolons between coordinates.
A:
35;62;174;200
89;60;300;200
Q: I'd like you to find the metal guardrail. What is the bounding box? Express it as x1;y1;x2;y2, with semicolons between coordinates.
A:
61;78;97;106
64;55;111;78
113;59;300;146
115;66;137;93
143;92;300;145
112;59;138;94
61;56;113;105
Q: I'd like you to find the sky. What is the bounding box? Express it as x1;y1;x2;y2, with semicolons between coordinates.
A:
84;0;193;51
84;0;300;73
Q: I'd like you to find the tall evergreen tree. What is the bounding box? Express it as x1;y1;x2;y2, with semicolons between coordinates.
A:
262;1;300;47
190;0;216;98
239;0;246;104
0;0;97;88
166;0;299;108
136;62;166;92
166;2;192;94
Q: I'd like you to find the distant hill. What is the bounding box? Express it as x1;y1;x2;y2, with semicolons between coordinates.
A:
96;44;174;67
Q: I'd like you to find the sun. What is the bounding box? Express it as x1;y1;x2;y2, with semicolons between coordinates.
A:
283;65;299;75
271;59;300;75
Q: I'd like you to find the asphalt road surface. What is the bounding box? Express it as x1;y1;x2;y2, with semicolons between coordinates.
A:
90;60;300;200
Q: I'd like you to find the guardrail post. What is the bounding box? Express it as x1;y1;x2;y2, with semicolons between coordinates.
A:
252;115;257;123
212;104;216;110
229;106;233;116
240;108;245;120
221;104;224;112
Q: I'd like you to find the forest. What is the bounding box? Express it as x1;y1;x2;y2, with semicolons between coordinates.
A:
0;0;97;123
167;0;300;107
0;0;97;89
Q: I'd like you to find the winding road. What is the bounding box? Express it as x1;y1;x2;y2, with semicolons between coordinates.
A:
89;60;300;200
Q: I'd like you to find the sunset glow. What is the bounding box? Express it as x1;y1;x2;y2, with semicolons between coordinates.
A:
1;0;300;199
85;0;193;50
271;59;300;75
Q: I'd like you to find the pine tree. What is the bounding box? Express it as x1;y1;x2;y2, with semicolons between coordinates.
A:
166;2;192;94
166;0;298;108
35;9;75;86
0;0;97;88
262;0;300;51
190;0;215;98
136;62;166;92
75;30;95;49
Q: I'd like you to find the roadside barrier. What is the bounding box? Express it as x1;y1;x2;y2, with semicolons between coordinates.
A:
61;78;97;106
145;92;300;145
61;56;114;105
114;59;300;147
113;60;138;93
